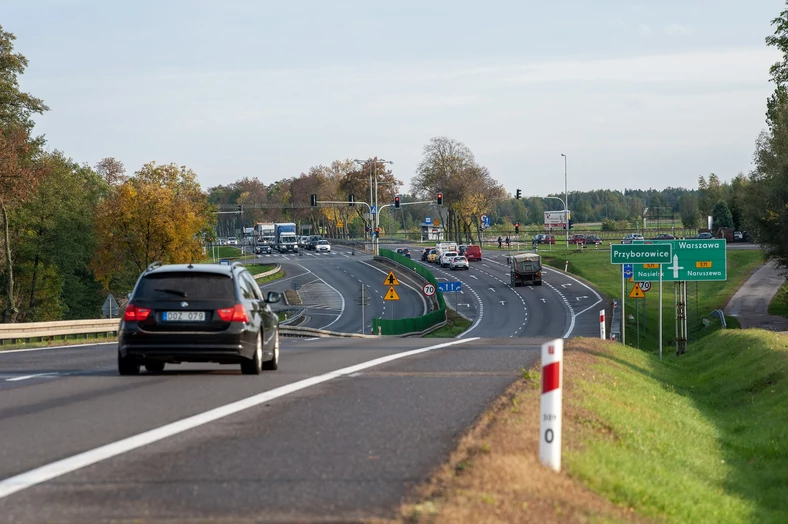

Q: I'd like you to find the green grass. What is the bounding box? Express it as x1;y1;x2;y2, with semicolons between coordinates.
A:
768;280;788;317
425;307;471;338
539;248;765;352
0;333;118;351
568;330;788;523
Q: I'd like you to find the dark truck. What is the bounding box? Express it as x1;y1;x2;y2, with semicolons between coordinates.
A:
510;253;543;286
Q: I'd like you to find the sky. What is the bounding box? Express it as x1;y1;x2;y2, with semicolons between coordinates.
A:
4;0;785;198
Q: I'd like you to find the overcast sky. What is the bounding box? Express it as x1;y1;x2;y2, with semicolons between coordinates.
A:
5;0;784;197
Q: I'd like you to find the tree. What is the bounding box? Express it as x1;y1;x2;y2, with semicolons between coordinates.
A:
95;157;127;186
741;3;788;269
678;193;700;228
0;25;48;128
91;162;213;291
711;200;734;230
0;26;48;322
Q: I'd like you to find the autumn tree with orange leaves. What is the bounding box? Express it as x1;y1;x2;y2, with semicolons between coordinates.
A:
91;162;213;291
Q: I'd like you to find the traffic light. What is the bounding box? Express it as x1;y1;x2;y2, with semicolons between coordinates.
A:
515;189;522;199
569;219;574;229
436;192;443;206
310;194;317;207
348;194;355;207
394;195;401;208
515;222;520;235
237;204;242;214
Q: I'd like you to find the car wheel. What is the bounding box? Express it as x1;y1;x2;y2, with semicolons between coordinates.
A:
145;361;165;374
241;332;263;375
263;327;280;371
118;350;140;376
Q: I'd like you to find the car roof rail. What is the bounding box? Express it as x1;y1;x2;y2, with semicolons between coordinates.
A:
146;261;163;271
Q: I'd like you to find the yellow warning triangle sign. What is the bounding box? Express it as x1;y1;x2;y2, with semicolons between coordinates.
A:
384;286;400;301
384;271;400;286
629;283;645;299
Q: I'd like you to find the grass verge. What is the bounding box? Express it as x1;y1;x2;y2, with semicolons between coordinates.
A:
425;308;472;338
399;332;788;523
539;248;764;351
0;333;118;351
768;279;788;317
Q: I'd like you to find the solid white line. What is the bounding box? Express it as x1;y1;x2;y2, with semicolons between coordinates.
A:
296;264;346;331
0;342;113;355
0;337;479;500
6;372;58;382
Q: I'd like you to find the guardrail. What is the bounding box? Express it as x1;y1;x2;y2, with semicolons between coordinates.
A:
280;326;378;338
0;319;119;345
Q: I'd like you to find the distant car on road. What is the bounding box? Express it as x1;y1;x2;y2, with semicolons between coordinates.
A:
733;231;743;242
450;256;469;270
440;251;458;268
315;240;331;252
227;237;238;246
427;249;439;263
621;233;644;244
118;262;281;375
254;244;272;255
653;233;675;241
421;248;431;261
696;232;714;240
396;248;411;258
570;234;585;245
584;235;603;245
464;245;482;261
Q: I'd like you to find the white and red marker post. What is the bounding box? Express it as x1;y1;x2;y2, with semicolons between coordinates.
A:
539;338;563;472
599;309;606;340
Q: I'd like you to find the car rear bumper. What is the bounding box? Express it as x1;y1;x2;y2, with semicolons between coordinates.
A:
119;331;255;363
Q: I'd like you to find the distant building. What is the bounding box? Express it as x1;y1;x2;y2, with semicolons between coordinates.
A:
420;223;444;241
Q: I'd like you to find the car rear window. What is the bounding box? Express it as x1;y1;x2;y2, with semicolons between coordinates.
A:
134;272;235;300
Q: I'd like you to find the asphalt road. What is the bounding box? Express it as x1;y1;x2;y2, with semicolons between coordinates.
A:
0;337;541;522
255;245;427;334
411;248;604;339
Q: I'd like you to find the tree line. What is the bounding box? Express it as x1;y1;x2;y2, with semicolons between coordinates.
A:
3;4;788;322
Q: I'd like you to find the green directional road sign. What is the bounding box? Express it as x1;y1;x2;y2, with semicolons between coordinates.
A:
632;239;727;281
610;243;672;265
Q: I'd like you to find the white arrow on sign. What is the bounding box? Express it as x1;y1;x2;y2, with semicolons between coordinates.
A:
668;255;683;279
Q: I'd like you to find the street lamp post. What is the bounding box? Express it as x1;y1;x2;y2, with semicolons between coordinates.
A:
561;153;568;250
355;157;393;256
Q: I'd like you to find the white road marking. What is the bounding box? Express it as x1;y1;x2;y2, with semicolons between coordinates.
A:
6;372;59;382
294;263;346;331
469;275;478;279
0;338;479;500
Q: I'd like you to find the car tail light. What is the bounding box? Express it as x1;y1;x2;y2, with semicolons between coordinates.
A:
123;304;151;322
217;304;249;323
537;271;542;277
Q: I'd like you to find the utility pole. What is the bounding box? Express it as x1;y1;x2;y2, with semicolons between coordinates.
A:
561;153;568;250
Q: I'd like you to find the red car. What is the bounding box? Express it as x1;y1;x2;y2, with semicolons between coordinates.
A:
464;245;482;261
570;234;585;245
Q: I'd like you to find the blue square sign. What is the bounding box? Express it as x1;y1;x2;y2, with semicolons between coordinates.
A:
623;263;633;279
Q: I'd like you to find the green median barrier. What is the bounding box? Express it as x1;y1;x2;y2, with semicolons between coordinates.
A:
374;249;447;335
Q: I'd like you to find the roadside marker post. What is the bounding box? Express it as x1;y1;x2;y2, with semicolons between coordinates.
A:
599;310;605;340
540;339;563;472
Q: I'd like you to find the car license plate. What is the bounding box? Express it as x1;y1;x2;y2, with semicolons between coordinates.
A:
163;311;206;322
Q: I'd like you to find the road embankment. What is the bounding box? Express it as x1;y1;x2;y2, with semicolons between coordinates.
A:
399;330;788;523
